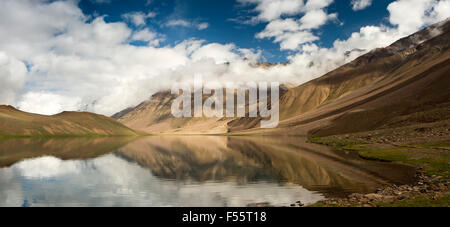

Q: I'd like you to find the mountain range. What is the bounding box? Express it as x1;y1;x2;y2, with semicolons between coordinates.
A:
114;18;450;137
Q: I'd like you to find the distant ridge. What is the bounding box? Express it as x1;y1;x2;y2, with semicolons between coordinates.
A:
0;105;137;137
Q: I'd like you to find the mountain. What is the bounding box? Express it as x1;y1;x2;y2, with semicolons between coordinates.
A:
115;86;290;134
0;105;137;137
114;18;450;136
113;90;232;134
271;18;450;137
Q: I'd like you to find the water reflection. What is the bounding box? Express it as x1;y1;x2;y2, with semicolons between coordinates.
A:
0;136;415;207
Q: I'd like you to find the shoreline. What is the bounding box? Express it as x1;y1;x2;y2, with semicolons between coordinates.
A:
305;172;449;207
300;129;450;207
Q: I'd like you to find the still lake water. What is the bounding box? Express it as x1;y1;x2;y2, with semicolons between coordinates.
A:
0;136;415;207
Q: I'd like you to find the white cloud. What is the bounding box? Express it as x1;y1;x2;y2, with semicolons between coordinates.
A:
191;43;242;64
165;19;209;30
252;0;336;50
166;19;191;27
131;28;165;46
256;19;319;50
299;9;335;30
18;92;82;115
388;0;450;34
197;22;210;30
304;0;334;10
0;52;27;105
122;11;156;27
238;0;305;22
351;0;372;11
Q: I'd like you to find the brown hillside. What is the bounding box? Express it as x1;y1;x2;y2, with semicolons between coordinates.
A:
268;19;450;137
0;105;137;137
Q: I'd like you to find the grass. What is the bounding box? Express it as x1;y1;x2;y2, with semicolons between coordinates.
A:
309;137;364;149
311;137;450;180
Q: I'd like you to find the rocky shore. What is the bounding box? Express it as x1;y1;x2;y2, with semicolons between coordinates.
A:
300;173;449;207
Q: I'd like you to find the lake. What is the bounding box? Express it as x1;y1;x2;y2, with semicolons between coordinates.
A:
0;136;415;207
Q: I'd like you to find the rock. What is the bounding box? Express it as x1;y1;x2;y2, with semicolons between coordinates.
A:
366;193;383;201
350;193;364;199
295;201;304;207
360;198;369;203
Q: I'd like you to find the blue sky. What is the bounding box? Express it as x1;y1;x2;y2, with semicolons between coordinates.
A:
79;0;394;62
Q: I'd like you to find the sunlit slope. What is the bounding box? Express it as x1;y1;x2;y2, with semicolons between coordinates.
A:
0;105;137;137
115;90;232;134
116;86;289;134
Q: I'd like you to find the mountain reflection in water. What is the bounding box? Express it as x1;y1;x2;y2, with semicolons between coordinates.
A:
0;136;415;207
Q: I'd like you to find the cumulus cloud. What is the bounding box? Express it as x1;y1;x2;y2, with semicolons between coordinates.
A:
131;28;165;46
388;0;450;34
18;92;83;115
242;0;336;50
256;18;319;50
351;0;372;11
0;52;27;105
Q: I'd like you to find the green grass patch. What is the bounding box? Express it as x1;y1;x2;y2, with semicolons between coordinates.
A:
309;137;363;148
356;145;450;180
416;139;450;149
310;137;450;180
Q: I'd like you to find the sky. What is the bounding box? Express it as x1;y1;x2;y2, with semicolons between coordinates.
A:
0;0;449;116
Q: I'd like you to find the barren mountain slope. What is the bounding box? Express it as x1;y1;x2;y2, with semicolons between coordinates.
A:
0;105;137;137
269;19;450;137
232;19;450;136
